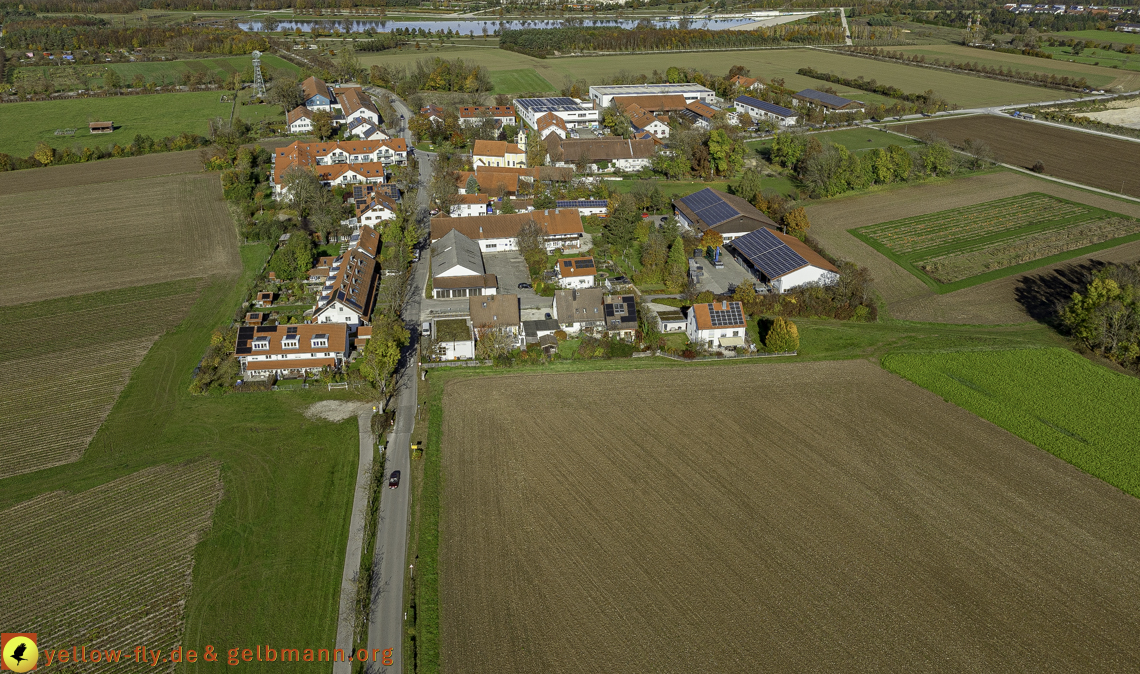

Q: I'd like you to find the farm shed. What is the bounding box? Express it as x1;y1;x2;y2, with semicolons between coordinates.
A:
432;229;485;278
792;89;865;112
734;96;798;127
673;188;780;242
89;121;113;133
728;227;839;293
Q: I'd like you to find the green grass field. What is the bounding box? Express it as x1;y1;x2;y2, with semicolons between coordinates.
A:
892;44;1131;88
850;193;1140;292
1038;45;1140;75
362;46;1064;108
0;91;283;157
748;127;923;156
1049;29;1140;46
883;348;1140;498
489;68;556;93
0;245;363;670
12;53;299;91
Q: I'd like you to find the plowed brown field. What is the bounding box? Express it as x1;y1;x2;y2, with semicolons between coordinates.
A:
805;171;1140;323
440;361;1140;673
907;114;1140;197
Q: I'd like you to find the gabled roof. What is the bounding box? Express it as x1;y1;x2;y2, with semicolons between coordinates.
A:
287;106;313;124
729;226;838;279
301;75;330;102
674;187;778;234
793;89;864;110
536;112;568;132
469;294;520;328
554;287;605;324
629;110;668;130
603;294;637;330
335;87;378;117
553;137;656;162
456;170;518;195
472;139;524;158
692;301;745;331
431;229;485;276
735;95;796;118
235;323;348;357
354;225;380;258
460;105;515;119
685;100;718;119
420;104;445;118
614;94;689;113
316;247;379;318
557;256;596;278
730;74;762;89
430;209;585;242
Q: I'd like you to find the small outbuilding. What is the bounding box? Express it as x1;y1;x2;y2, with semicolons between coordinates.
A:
89;121;114;133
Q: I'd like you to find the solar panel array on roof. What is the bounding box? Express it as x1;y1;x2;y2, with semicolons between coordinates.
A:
556;200;608;208
796;89;856;109
679;188;740;228
516;97;583;113
735;95;796;117
732;228;809;279
577;259;595;269
707;303;744;327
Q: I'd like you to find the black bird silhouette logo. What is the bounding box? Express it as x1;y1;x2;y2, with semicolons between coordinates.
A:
10;643;27;665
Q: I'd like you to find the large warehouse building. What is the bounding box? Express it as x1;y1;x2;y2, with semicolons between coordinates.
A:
588;83;715;109
728;227;839;293
673;188;780;242
514;97;600;129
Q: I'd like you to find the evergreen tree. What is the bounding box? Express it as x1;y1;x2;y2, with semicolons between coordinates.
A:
765;317;800;353
665;235;688;291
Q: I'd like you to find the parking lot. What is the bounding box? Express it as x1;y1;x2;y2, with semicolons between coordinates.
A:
690;248;756;295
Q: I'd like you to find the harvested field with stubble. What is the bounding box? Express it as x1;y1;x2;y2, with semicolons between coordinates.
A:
0;461;223;670
440;361;1140;673
805;171;1140;323
0;154;238;305
906;114;1140;197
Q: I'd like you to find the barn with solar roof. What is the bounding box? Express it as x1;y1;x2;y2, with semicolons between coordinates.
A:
728;227;840;293
673;188;780;242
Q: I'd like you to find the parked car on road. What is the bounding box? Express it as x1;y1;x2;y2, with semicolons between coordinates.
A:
388;471;401;489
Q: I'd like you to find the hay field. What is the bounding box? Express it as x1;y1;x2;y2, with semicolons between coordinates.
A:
0;153;239;305
906;115;1140;197
805;171;1140;323
0;461;223;669
440;361;1140;673
361;47;1060;108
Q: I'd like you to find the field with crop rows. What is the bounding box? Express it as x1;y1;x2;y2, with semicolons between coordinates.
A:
0;156;239;305
883;348;1140;497
362;46;1061;108
852;192;1140;289
0;280;201;479
906;115;1140;197
0;461;223;669
440;361;1140;672
892;44;1138;89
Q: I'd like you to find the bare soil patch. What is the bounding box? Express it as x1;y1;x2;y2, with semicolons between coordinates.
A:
806;171;1140;322
907;114;1140;197
303;400;369;423
0;461;223;670
0;149;206;197
440;362;1140;673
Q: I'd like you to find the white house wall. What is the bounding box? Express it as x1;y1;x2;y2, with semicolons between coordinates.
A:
774;265;839;293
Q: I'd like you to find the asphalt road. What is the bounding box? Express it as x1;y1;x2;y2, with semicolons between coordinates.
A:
365;87;432;674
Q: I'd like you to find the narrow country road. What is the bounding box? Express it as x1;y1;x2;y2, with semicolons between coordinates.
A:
332;411;377;674
363;86;434;674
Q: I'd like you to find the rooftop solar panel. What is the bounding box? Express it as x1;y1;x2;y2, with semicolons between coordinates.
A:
578;259;595;269
731;228;809;279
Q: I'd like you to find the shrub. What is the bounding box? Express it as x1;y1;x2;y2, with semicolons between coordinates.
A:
764;317;800;353
1032;161;1046;173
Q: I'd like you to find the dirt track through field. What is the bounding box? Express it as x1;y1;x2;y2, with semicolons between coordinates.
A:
440;361;1140;673
805;171;1140;323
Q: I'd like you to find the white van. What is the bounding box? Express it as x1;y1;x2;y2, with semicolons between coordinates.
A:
421;322;431;337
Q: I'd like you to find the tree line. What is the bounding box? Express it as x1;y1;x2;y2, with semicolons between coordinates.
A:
0;131;209;171
847;46;1090;92
796;67;953;113
1;0;415;12
366;57;491;98
498;23;846;57
767;132;993;199
1;17;269;54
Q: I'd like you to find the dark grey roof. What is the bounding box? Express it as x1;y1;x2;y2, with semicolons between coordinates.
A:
522;319;561;339
795;89;860;109
735;95;796;118
677;188;741;228
431;229;484;277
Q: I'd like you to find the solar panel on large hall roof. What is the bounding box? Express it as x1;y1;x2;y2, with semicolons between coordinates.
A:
518;97;581;112
678;188;741;228
556;200;607;208
731;227;809;279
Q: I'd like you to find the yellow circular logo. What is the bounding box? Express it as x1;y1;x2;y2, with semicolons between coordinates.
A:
2;635;38;673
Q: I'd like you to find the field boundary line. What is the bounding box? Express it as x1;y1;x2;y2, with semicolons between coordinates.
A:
1013;113;1140;146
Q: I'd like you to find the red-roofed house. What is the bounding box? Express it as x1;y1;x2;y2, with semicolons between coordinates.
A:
236;323;349;380
472;139;526;168
555;256;596;289
287;106;314;134
686;300;746;349
459;105;516;127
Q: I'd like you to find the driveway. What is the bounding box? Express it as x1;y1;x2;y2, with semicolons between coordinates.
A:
691;250;754;295
484;251;538;303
